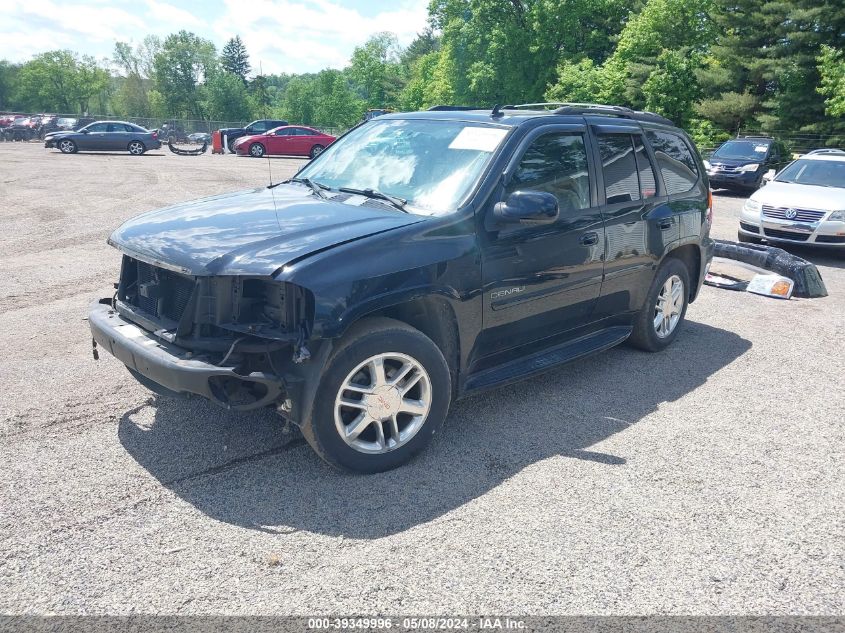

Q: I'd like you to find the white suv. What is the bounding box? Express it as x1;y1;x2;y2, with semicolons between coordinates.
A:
738;152;845;247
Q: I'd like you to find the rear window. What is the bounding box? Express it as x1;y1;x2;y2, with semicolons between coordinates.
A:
645;130;699;195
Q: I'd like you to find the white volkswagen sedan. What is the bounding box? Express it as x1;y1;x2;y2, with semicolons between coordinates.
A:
738;152;845;247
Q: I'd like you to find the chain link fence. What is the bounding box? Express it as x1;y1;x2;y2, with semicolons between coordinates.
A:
0;112;347;142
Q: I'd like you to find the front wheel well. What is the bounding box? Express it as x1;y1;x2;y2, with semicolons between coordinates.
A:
664;244;701;302
352;297;460;392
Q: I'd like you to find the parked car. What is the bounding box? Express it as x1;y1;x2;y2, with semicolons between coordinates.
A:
362;108;393;121
704;136;789;192
233;125;336;158
89;103;713;473
218;119;289;152
1;116;39;141
44;121;161;155
187;132;211;144
738;152;845;247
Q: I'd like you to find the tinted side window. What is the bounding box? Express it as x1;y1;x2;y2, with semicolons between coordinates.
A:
251;121;268;132
87;123;108;132
645;130;699;195
506;133;590;213
275;128;292;136
294;128;313;136
598;134;640;204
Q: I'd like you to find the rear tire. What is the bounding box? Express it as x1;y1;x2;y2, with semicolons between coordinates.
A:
128;140;146;155
249;143;265;158
302;317;451;473
628;257;690;352
309;144;324;159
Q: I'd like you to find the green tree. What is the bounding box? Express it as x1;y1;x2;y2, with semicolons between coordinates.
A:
313;69;364;128
817;45;845;117
152;30;217;119
16;50;109;113
204;71;251;121
349;32;404;108
221;35;251;84
0;60;21;110
642;50;701;125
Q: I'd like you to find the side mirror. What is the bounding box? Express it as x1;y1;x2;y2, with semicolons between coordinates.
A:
493;191;559;225
80;129;89;133
762;169;776;184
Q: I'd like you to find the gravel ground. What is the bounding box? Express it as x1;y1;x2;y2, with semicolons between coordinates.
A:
0;142;843;615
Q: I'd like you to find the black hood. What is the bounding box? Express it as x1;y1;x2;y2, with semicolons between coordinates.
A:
108;184;423;277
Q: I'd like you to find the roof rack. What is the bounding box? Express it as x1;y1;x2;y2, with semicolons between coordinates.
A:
738;135;773;140
504;102;674;126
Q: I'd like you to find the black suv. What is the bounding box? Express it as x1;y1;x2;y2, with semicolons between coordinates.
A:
218;119;289;152
90;104;714;473
705;136;789;192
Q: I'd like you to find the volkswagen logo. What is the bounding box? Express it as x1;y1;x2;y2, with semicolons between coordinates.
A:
785;208;798;219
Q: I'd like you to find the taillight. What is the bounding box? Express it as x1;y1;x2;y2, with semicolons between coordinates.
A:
151;131;158;140
706;190;713;224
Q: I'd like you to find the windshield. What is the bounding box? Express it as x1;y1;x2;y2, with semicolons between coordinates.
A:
712;140;770;161
296;118;509;216
775;159;845;188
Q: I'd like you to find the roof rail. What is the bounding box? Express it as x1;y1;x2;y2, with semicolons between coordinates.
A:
427;105;486;111
738;135;773;140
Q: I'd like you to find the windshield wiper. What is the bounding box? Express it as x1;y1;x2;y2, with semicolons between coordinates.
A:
279;177;328;198
338;187;408;212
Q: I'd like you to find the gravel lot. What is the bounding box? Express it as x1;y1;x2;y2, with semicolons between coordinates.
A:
0;142;843;616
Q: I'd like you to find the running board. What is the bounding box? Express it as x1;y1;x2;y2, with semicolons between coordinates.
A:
464;326;632;393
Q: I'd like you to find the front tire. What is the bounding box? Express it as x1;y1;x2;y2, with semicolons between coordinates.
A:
302;317;451;473
58;139;77;154
628;257;690;352
128;140;146;155
249;142;265;158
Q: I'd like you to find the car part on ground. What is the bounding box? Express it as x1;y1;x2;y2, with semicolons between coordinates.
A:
167;139;208;155
705;256;796;299
712;239;827;298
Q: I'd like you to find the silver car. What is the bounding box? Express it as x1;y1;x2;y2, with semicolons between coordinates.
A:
44;121;162;155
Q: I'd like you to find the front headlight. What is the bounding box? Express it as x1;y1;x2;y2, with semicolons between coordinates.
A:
829;210;845;221
703;160;712;170
743;199;762;214
739;163;760;172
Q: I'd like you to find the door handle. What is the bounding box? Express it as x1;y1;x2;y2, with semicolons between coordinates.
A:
658;219;673;230
580;232;599;246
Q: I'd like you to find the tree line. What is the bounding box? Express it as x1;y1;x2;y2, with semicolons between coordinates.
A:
0;0;843;147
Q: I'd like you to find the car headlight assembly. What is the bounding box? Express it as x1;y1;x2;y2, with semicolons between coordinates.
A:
739;163;761;173
703;160;712;170
829;210;845;222
743;199;762;214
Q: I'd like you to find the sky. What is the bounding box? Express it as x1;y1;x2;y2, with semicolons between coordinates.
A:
0;0;431;74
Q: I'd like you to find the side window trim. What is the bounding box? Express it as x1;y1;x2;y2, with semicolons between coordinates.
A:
643;127;701;196
503;123;597;210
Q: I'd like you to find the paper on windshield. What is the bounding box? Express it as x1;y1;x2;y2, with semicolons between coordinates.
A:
449;127;508;152
754;145;768;152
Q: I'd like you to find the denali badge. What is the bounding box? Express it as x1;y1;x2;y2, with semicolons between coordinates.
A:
491;286;525;299
785;208;798;219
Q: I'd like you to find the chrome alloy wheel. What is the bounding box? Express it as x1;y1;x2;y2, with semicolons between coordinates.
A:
334;352;432;454
654;274;685;338
128;141;144;155
58;140;75;153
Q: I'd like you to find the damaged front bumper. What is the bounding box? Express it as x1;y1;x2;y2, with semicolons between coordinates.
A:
89;299;286;410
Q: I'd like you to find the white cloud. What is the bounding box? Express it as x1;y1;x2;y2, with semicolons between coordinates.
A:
211;0;429;74
0;0;430;72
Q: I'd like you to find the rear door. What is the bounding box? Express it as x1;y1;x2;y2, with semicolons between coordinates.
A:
478;125;605;360
590;123;671;319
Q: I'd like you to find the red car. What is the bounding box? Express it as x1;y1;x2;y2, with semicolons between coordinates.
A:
233;125;335;159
